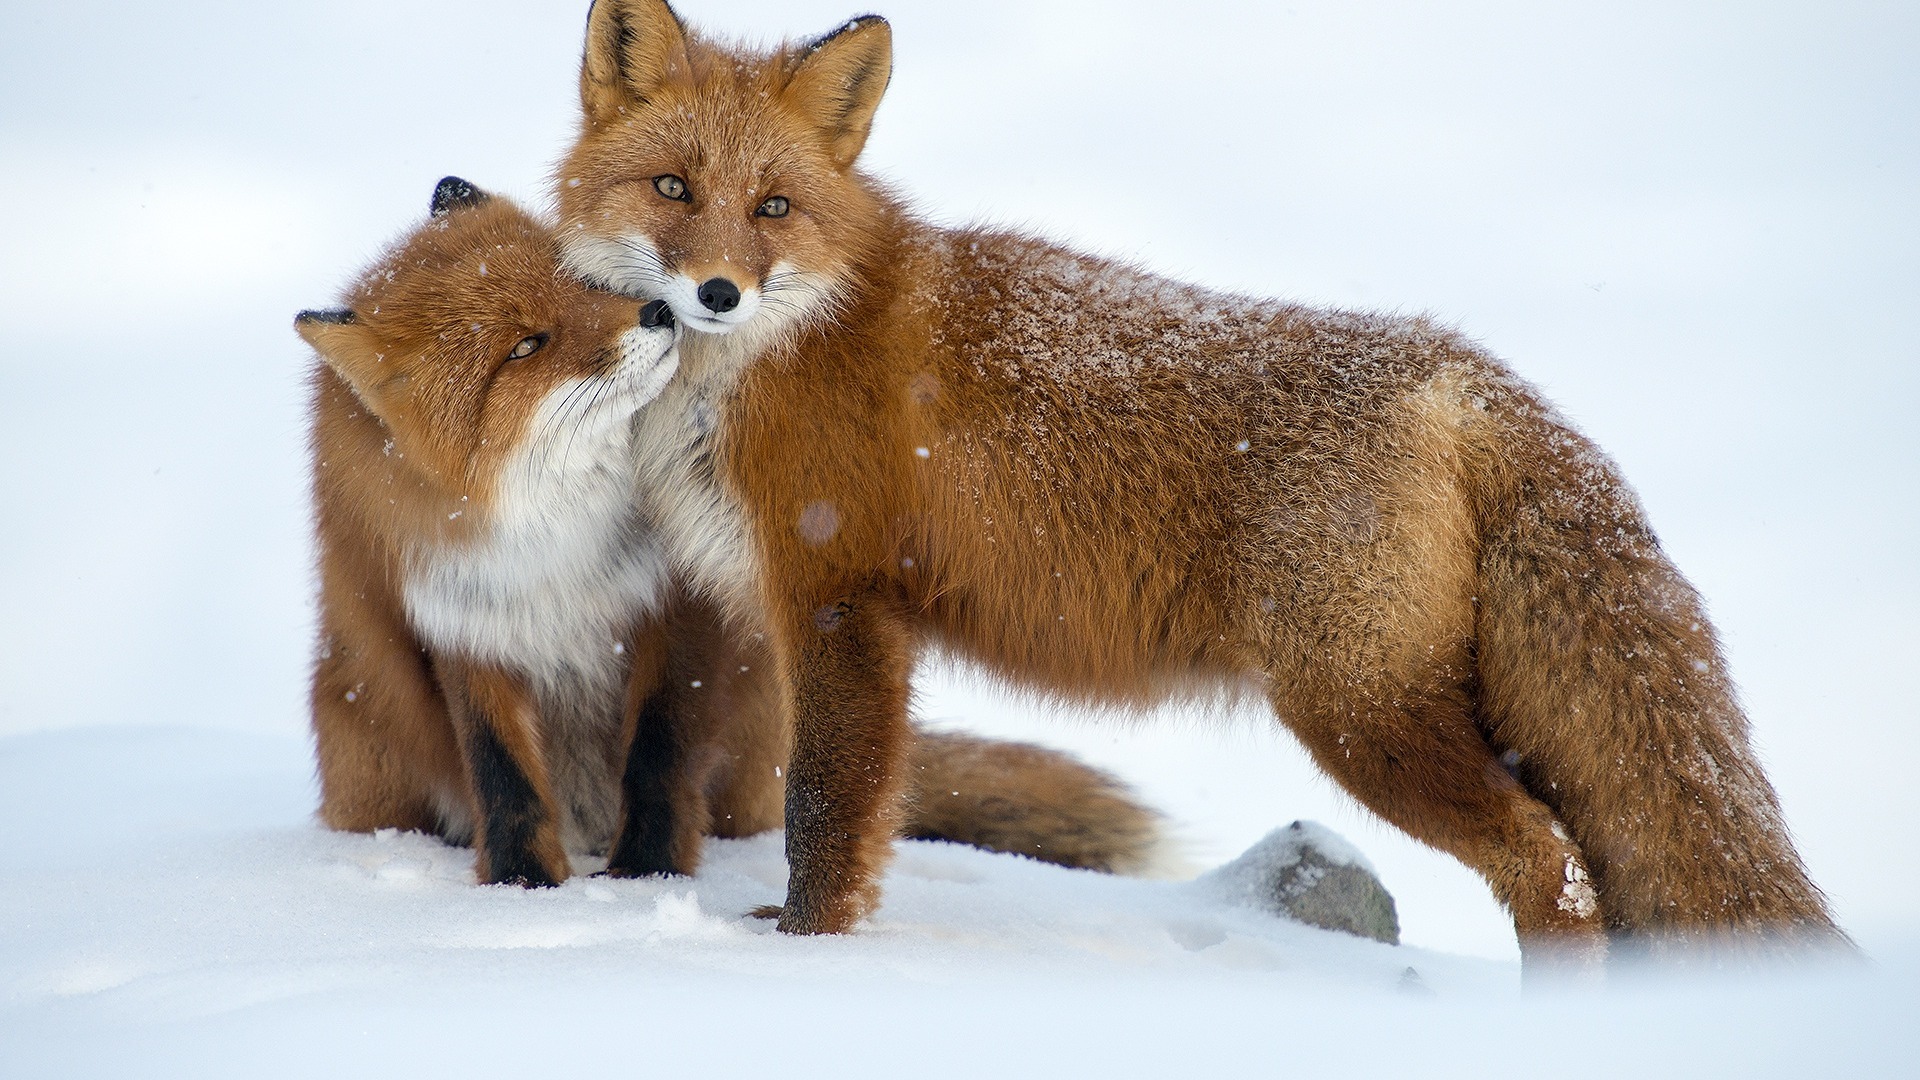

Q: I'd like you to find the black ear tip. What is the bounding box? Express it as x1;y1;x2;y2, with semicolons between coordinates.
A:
801;13;889;57
430;176;488;217
296;308;356;326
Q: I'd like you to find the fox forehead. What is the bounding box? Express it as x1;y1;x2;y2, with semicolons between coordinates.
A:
355;220;551;320
349;224;612;358
563;50;840;200
570;113;829;203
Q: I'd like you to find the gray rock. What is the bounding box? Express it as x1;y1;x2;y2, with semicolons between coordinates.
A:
1199;820;1400;945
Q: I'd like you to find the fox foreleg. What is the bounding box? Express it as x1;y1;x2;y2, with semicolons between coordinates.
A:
438;659;572;887
606;617;711;877
773;586;915;934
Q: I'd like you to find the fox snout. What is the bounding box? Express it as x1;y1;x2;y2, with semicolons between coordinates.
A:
631;297;680;360
611;300;681;412
640;298;676;329
696;278;741;314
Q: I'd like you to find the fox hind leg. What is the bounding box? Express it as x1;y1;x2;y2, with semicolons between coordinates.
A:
1268;677;1608;975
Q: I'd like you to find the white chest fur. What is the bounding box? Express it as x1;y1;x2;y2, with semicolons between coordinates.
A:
563;236;826;618
402;379;671;686
627;332;762;614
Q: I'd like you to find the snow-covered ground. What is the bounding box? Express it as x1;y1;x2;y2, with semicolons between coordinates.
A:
1;0;1915;1073
1;726;1908;1078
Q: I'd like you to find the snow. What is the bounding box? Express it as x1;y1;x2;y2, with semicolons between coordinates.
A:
1;726;1909;1078
1;0;1915;1073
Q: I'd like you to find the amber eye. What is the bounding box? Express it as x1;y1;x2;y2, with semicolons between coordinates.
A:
756;195;790;218
652;174;690;202
507;334;547;361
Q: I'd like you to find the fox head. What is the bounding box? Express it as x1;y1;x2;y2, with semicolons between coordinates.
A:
555;0;893;348
296;176;680;512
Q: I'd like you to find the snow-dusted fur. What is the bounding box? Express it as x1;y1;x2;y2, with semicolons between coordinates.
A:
555;0;1847;972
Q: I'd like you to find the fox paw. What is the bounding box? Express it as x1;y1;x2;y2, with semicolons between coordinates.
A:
772;904;861;935
485;872;561;889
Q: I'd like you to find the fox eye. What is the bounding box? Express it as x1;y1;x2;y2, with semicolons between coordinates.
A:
756;196;790;218
507;334;547;361
652;174;690;202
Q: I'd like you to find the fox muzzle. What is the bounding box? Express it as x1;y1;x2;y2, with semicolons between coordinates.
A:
640;299;676;329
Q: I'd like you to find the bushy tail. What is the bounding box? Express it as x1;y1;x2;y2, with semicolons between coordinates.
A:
900;728;1164;875
1468;392;1847;959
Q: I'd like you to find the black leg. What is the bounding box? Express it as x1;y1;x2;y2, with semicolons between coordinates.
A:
466;719;563;887
605;677;691;876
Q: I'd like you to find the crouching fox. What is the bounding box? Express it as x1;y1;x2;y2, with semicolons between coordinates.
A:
296;177;1161;886
551;0;1847;971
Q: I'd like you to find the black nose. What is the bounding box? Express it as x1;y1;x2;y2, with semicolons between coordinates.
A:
696;277;741;314
639;299;675;329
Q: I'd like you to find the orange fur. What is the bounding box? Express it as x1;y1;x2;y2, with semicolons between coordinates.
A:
556;1;1846;971
302;180;1163;885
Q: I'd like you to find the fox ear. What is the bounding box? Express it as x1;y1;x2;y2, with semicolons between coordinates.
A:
785;15;892;167
430;176;488;217
296;309;397;411
580;0;693;123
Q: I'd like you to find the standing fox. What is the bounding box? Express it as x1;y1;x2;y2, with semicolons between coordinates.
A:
553;0;1845;969
297;177;1162;886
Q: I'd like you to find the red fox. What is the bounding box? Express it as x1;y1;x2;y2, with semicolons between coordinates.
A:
553;0;1846;969
297;177;1161;886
